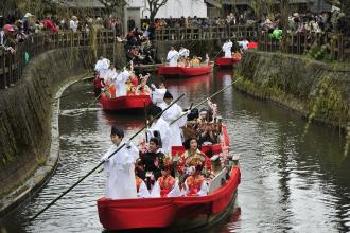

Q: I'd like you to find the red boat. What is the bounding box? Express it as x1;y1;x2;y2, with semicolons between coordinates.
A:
214;56;241;68
97;125;241;232
157;64;212;77
98;166;240;231
99;93;152;112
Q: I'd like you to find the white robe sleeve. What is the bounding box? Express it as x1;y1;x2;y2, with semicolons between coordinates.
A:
150;180;161;198
152;88;166;106
177;112;188;128
197;181;209;196
162;123;172;155
138;180;151;198
167;179;181;197
167;51;173;61
126;142;139;163
162;105;182;123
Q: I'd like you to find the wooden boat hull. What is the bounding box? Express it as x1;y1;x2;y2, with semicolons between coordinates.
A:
157;65;212;77
97;166;241;231
99;93;152;112
97;125;237;231
214;57;240;67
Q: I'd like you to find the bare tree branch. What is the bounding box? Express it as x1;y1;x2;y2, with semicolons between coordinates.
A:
146;0;169;21
98;0;126;14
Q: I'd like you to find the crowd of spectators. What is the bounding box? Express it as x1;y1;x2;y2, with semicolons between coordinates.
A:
259;11;348;35
125;27;156;66
0;13;98;54
1;9;348;66
140;12;256;32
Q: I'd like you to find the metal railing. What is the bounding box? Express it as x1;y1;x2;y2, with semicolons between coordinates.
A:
258;32;350;61
1;27;349;90
0;31;90;89
155;24;259;41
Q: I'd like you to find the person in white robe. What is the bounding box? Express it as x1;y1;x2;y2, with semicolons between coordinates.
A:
151;83;167;107
178;47;190;58
178;46;190;67
147;105;172;155
167;47;179;67
222;39;233;58
101;126;139;199
115;68;130;97
238;38;249;53
94;57;104;72
159;91;183;147
109;67;119;82
98;57;111;79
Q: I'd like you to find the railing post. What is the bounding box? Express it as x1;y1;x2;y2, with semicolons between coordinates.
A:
297;33;300;54
1;51;5;89
112;29;116;65
9;53;13;86
338;33;344;61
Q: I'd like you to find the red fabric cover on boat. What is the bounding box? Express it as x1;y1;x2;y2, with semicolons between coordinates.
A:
99;93;152;111
171;125;229;156
98;166;241;231
215;57;233;66
157;65;211;77
248;41;258;49
171;144;222;157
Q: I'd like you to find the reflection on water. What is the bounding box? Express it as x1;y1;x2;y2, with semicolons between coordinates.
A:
0;70;349;233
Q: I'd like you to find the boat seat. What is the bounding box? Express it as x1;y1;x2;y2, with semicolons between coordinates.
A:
208;167;228;194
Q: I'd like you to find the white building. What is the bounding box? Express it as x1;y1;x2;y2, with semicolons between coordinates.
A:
126;0;208;19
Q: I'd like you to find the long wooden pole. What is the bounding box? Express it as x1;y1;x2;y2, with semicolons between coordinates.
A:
30;93;185;221
170;80;236;126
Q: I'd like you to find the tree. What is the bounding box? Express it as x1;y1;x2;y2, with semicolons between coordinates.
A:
327;0;350;15
98;0;126;15
146;0;168;22
250;0;274;19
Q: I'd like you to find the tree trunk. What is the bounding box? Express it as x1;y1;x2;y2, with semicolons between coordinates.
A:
150;11;157;22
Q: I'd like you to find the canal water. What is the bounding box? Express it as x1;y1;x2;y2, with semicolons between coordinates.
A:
1;70;349;233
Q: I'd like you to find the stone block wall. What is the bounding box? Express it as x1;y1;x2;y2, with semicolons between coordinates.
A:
236;51;350;129
0;48;94;199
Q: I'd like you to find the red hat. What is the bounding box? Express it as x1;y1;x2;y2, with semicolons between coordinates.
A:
3;24;15;32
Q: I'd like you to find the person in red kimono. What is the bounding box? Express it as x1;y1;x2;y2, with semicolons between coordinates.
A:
130;73;139;87
151;156;175;197
184;164;209;196
177;138;211;177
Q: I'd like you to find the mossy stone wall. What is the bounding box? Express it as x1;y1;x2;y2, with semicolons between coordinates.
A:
236;51;350;129
0;48;94;198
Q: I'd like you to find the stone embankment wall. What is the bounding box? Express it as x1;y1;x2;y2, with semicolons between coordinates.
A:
0;48;94;207
236;51;350;130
